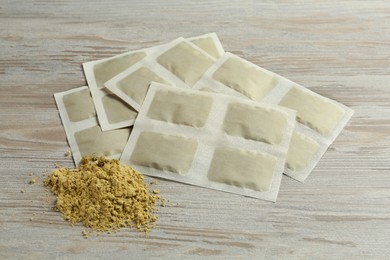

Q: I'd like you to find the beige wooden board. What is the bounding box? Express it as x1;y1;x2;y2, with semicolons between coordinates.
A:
1;0;389;259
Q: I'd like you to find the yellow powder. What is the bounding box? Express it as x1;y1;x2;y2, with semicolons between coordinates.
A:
82;230;89;239
29;178;36;185
54;163;61;168
160;197;166;207
44;156;159;233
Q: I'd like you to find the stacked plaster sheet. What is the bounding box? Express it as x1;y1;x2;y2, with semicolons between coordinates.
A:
121;83;296;202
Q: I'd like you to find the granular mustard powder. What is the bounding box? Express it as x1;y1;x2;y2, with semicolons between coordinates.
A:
44;156;159;233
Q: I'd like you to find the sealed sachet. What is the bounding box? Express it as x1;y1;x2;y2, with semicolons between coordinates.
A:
104;59;186;111
187;33;225;59
193;52;354;182
83;33;224;130
121;82;296;202
105;37;218;111
54;86;131;166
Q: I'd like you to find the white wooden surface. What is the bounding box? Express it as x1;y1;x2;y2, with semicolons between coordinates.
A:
1;0;390;259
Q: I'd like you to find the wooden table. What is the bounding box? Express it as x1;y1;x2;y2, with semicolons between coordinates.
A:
1;1;389;258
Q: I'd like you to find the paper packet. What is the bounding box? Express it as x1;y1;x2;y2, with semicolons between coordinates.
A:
83;33;224;130
121;82;296;202
193;52;354;182
104;37;219;111
187;32;225;59
54;86;131;166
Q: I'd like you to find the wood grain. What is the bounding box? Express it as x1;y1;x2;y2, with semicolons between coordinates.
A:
1;0;390;259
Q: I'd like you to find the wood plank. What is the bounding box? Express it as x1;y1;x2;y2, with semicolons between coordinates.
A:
1;0;389;258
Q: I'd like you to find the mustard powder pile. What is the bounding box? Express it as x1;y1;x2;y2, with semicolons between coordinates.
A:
44;156;159;233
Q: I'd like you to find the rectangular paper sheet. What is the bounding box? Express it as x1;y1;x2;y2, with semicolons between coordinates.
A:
121;82;296;202
105;37;218;111
83;33;224;131
193;52;354;182
54;86;131;166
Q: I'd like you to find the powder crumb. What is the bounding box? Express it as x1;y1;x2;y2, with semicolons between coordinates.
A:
150;181;158;185
152;189;160;194
44;156;160;234
64;151;71;157
29;178;36;185
160;198;166;207
20;189;25;193
82;230;89;239
54;163;61;168
29;218;33;221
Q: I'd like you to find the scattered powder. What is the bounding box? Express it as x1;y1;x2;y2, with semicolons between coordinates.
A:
160;197;166;207
44;156;160;234
82;230;89;239
54;163;61;168
29;178;36;185
64;151;71;157
20;189;25;193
